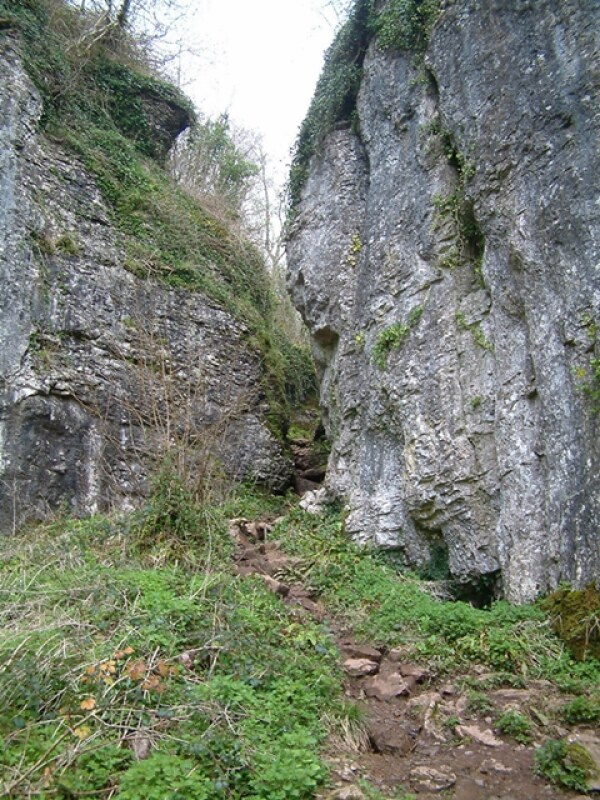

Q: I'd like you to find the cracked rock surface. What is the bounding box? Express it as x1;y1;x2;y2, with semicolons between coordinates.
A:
286;0;600;601
0;37;292;531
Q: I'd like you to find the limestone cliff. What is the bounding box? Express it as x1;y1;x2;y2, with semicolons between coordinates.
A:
287;0;600;602
0;23;293;531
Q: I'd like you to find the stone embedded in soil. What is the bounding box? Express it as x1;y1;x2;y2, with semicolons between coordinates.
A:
330;785;365;800
456;724;502;747
409;765;457;792
131;731;152;761
367;722;413;755
364;673;416;701
453;778;488;800
397;663;429;682
339;641;383;663
258;574;290;597
343;658;380;677
479;758;513;774
387;647;412;662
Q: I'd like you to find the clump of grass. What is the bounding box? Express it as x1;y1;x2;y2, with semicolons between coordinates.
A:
496;710;533;744
560;695;600;725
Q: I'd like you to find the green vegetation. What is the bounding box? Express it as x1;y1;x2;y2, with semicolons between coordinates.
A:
560;694;600;725
535;739;594;792
371;0;440;53
54;233;79;255
358;780;416;800
373;306;423;368
346;232;363;267
467;689;494;715
433;190;484;275
576;315;600;415
542;583;600;662
455;311;494;353
426;121;484;283
495;710;533;744
289;0;371;210
173;114;260;219
273;507;600;687
0;488;344;799
2;492;600;796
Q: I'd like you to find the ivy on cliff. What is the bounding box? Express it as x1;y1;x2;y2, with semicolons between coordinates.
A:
288;0;372;211
288;0;441;213
1;0;316;433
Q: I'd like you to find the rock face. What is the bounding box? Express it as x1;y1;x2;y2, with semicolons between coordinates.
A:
287;0;600;602
0;37;292;532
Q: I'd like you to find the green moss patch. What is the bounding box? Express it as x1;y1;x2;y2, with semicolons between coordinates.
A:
542;584;600;662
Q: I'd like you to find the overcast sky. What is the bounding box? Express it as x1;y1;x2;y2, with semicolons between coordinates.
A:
174;0;340;178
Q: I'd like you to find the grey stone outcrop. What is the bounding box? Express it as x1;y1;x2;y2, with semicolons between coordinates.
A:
0;37;292;532
287;0;600;602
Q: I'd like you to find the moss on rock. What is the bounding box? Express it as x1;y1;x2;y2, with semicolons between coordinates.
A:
542;584;600;661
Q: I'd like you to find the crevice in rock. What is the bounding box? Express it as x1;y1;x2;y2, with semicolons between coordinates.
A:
453;569;502;608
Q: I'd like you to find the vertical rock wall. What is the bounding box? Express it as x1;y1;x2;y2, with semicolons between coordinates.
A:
0;37;292;532
287;0;600;602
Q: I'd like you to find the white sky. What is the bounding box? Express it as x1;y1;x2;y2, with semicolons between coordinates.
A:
174;0;340;179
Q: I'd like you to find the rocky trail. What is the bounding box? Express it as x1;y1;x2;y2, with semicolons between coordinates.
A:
229;517;595;800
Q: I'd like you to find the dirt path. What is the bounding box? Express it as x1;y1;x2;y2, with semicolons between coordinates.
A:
229;518;587;800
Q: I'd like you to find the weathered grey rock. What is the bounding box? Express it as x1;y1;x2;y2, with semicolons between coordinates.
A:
0;37;292;531
409;765;457;792
286;0;600;602
343;657;380;676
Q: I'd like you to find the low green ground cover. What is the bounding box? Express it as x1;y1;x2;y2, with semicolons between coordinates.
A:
0;489;342;798
2;493;599;797
274;507;600;691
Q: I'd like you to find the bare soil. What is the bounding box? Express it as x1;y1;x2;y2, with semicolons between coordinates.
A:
229;518;591;800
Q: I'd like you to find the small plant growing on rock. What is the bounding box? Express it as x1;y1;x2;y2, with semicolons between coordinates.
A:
496;710;533;744
373;306;423;368
467;689;494;715
535;738;593;792
55;233;80;255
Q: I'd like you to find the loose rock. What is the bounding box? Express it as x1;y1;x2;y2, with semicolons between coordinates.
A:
343;658;379;677
456;724;503;748
410;766;457;792
364;674;416;701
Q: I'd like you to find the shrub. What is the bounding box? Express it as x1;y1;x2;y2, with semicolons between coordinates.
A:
372;0;441;52
535;739;592;792
496;710;533;744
